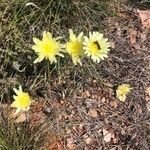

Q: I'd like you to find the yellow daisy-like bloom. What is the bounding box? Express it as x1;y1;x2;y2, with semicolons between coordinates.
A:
83;32;110;63
32;31;64;63
66;29;84;65
11;85;31;114
116;84;132;102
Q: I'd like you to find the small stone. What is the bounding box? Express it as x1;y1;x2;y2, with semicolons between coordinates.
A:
85;90;91;97
103;129;112;143
110;101;118;108
88;109;98;118
66;129;71;134
85;137;92;145
101;97;106;103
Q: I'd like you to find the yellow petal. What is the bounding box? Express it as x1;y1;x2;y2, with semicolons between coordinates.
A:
43;31;52;41
19;85;22;92
15;108;22;115
78;32;83;40
32;45;41;52
13;88;19;95
48;56;57;63
13;95;17;100
118;95;126;102
69;29;76;40
34;56;44;63
11;100;18;108
33;37;41;45
57;53;64;57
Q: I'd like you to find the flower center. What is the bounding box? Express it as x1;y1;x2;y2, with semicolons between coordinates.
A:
41;40;57;56
17;93;30;108
89;41;101;55
68;40;83;55
120;88;129;95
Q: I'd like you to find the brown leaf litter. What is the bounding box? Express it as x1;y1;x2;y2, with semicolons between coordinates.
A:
137;9;150;29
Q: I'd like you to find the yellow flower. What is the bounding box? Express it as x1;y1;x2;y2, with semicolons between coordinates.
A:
116;84;132;102
83;32;110;63
32;31;64;63
66;29;84;65
11;85;31;114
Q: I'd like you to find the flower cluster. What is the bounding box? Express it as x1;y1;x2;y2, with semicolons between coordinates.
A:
32;30;110;65
11;85;32;114
11;83;132;114
10;30;132;114
11;30;111;114
116;84;132;102
32;31;64;63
